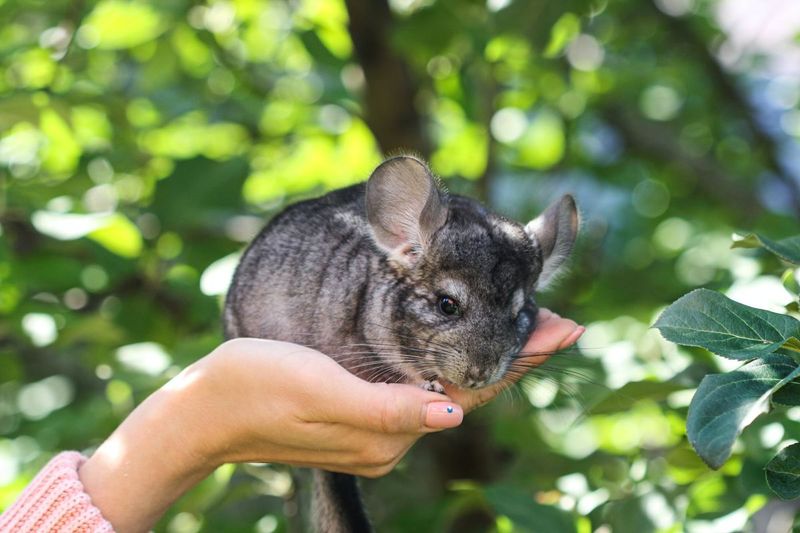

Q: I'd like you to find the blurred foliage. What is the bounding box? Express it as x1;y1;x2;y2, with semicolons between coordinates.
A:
1;0;800;531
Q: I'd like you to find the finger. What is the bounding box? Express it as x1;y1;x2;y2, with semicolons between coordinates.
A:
257;342;464;435
441;382;501;414
274;434;418;473
559;325;585;350
520;309;582;357
331;382;464;434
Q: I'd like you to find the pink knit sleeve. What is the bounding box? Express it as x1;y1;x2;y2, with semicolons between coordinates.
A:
0;451;114;532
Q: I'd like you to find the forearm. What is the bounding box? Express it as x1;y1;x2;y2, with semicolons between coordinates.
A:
78;375;218;533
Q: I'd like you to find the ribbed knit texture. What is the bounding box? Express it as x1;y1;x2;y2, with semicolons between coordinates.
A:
0;452;114;532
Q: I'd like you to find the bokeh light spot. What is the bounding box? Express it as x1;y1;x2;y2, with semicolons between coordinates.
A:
640;85;683;121
21;313;57;347
116;342;171;376
632;179;670;218
490;108;527;143
17;376;74;420
566;35;604;72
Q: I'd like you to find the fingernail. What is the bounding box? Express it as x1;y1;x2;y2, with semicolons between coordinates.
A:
425;402;463;428
560;326;586;349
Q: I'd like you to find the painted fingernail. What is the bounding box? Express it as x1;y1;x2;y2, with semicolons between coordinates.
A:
425;402;463;429
560;326;586;349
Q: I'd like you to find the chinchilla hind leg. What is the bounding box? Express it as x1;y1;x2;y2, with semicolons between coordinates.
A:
312;469;372;533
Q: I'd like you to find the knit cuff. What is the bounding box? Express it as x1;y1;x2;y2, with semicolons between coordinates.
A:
0;451;115;532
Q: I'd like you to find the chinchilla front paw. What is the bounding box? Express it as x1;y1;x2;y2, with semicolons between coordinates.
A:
421;380;446;394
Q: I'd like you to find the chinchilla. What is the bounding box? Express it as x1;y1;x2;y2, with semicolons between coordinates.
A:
224;155;579;532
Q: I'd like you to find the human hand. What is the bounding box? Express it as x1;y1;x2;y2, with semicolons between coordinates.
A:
78;338;464;532
176;308;582;474
190;338;464;476
78;309;582;532
443;308;584;412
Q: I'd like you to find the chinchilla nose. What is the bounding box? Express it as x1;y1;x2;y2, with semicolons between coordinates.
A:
463;365;494;388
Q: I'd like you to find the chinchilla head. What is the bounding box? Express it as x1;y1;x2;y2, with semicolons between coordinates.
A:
364;156;579;389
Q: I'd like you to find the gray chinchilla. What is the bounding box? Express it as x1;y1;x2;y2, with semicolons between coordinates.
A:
224;155;579;533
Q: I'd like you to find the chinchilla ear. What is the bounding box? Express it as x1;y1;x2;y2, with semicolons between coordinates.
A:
365;156;448;264
525;195;579;289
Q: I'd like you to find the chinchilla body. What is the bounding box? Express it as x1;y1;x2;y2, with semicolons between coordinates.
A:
226;182;415;385
224;156;578;533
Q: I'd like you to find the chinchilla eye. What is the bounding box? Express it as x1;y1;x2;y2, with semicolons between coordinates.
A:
438;295;462;317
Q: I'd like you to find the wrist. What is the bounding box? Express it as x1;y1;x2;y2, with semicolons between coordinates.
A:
79;364;221;532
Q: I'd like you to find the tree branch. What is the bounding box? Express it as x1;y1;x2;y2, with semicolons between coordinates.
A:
342;0;428;156
475;67;499;203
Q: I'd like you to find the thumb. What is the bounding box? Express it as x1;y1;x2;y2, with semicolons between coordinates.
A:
346;383;464;434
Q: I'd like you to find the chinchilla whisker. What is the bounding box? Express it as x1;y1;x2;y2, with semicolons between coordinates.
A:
361;370;395;384
495;381;513;406
337;360;417;373
338;359;406;370
535;365;604;384
537;360;597;374
363;367;397;382
357;363;409;383
497;380;524;408
334;317;456;352
552;345;606;353
336;348;461;365
513;366;608;390
342;361;422;374
503;369;605;397
334;352;433;365
337;344;459;359
532;365;596;380
536;371;615;393
519;375;590;412
513;375;570;399
336;356;443;379
345;342;456;355
261;330;451;357
334;348;427;357
334;350;416;359
515;349;566;358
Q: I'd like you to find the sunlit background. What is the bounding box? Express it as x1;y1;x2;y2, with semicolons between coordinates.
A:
1;0;800;531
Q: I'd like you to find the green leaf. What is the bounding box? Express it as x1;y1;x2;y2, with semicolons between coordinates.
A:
82;0;165;50
88;213;143;258
687;354;800;469
772;378;800;406
654;289;800;360
543;13;580;58
733;233;800;264
784;337;800;352
765;443;800;500
39;108;81;175
782;269;800;296
586;380;687;414
484;486;576;533
731;233;762;249
757;234;800;264
517;109;565;170
601;497;656;533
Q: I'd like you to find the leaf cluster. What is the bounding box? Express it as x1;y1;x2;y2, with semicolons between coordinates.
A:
655;235;800;500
